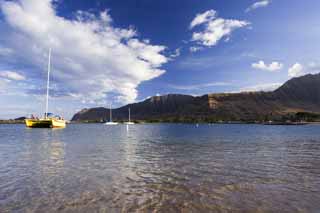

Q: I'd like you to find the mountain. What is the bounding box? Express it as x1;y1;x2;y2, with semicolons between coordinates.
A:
72;73;320;123
14;116;26;120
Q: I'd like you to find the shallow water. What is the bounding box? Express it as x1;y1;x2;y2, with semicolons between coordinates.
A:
0;123;320;212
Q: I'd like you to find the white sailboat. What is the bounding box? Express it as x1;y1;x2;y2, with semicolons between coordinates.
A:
104;104;118;125
125;107;134;125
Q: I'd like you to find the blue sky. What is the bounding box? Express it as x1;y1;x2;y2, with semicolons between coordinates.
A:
0;0;320;119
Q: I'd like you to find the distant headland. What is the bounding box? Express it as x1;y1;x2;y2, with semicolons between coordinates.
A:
71;73;320;124
0;117;26;124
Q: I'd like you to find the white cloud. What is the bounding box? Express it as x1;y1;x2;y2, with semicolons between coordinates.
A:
246;0;271;13
239;83;282;92
190;10;216;29
189;10;250;47
170;48;181;58
169;82;230;90
288;63;304;77
0;71;26;81
252;60;283;72
287;62;320;78
0;0;168;105
189;46;203;53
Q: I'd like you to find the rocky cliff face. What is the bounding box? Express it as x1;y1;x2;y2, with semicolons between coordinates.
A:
71;94;196;121
72;73;320;122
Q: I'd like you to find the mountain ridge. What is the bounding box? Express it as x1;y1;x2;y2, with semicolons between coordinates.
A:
72;73;320;122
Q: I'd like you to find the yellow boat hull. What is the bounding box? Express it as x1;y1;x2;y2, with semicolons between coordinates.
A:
25;119;66;128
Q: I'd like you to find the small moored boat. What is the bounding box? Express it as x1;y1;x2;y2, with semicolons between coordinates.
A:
124;108;134;125
104;104;118;125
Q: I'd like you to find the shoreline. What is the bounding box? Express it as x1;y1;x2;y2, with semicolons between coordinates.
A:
1;120;318;125
64;121;317;125
0;120;25;124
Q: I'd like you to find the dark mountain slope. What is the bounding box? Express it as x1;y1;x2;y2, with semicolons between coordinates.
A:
72;73;320;122
273;74;320;111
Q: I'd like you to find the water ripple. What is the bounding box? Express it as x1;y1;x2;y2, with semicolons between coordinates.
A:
0;124;320;212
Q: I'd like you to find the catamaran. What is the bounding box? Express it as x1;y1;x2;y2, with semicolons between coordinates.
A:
25;49;66;128
125;108;134;125
104;104;118;125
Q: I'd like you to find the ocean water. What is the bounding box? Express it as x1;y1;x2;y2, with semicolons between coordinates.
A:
0;123;320;212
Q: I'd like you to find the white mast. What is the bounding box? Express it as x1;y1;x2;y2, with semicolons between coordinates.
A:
45;48;51;119
110;103;112;122
128;108;131;122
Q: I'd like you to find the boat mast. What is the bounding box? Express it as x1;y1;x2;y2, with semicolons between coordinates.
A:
110;103;112;122
45;48;51;119
128;108;131;122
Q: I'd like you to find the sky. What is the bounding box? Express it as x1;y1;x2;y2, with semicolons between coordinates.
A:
0;0;320;119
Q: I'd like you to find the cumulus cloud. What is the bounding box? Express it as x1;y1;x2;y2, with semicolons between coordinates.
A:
0;71;26;81
246;0;271;13
0;0;168;104
287;62;320;78
252;60;283;72
288;63;304;77
189;10;216;29
189;10;250;48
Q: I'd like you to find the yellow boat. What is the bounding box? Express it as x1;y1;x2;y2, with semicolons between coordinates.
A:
25;48;67;129
25;118;66;128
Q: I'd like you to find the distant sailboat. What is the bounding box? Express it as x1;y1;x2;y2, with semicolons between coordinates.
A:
25;48;66;128
125;108;134;125
104;104;118;125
